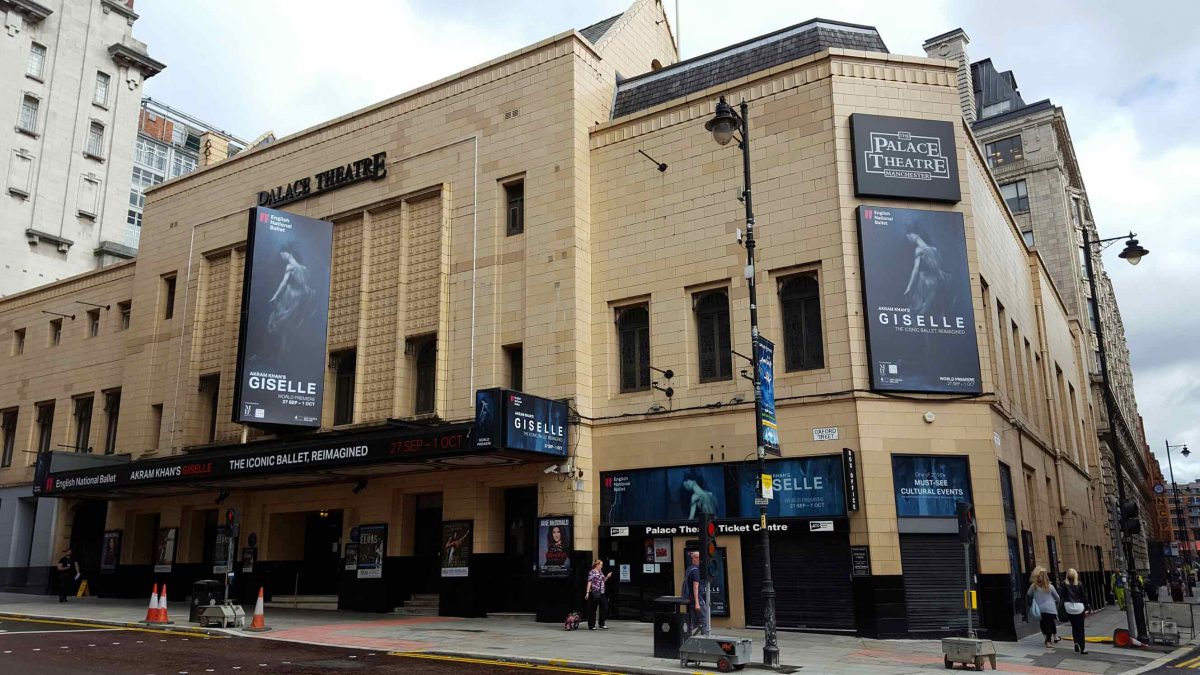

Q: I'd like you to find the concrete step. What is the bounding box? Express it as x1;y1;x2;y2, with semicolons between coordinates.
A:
264;594;338;611
392;606;438;616
487;612;535;621
409;594;439;601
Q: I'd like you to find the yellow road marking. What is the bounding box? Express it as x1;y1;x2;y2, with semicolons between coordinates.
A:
389;651;635;674
1175;654;1200;669
0;615;223;638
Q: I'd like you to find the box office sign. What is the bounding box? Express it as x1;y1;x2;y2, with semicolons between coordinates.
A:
858;206;981;394
233;207;334;427
474;388;568;456
892;455;971;517
850;113;960;202
601;455;846;525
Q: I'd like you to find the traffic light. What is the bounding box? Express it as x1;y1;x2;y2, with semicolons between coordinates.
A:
1120;500;1141;536
956;502;977;543
698;510;718;582
224;507;240;538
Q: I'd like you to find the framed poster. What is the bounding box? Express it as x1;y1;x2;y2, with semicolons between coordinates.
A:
356;524;386;579
241;546;257;573
100;531;121;573
857;206;981;394
537;516;572;578
343;543;358;571
892;455;971;517
153;527;177;573
441;521;473;578
213;529;236;575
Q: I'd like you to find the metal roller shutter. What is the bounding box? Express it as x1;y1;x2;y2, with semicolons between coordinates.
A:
900;534;971;633
743;532;854;631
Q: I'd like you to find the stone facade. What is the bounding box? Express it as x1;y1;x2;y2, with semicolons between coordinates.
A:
0;1;1112;639
0;0;162;297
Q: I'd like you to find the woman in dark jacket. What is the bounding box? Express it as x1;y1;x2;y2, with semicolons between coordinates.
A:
1062;568;1088;654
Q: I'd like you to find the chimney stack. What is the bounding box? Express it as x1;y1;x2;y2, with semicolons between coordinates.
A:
923;28;975;124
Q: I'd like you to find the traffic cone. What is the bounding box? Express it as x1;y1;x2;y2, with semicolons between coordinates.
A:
155;584;172;624
244;587;270;632
143;584;159;623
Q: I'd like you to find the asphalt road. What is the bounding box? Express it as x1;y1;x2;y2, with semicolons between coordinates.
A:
1146;644;1200;672
0;617;623;674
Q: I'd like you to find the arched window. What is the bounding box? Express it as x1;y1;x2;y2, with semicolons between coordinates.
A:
415;339;437;415
616;305;650;392
780;275;823;371
694;291;732;382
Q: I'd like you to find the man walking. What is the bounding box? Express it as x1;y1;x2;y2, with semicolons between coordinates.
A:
56;547;77;602
683;550;707;635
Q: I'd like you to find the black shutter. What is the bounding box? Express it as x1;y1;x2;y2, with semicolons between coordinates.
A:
743;532;854;631
900;534;974;633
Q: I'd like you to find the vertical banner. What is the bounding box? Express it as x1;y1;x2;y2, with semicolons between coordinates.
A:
441;521;473;578
356;524;386;579
857;206;981;393
343;544;358;571
100;531;121;573
842;448;860;512
756;337;781;456
473;388;503;449
233;207;334;427
153;527;177;573
538;516;573;578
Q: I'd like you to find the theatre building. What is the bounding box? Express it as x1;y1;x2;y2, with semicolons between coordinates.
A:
0;0;1110;640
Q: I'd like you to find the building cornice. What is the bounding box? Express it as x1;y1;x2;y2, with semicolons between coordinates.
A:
108;42;165;78
100;0;137;22
0;0;51;23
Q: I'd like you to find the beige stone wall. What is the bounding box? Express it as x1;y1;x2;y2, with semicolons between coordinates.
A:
592;0;678;79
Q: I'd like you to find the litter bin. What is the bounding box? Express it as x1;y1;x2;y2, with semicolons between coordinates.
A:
653;596;689;659
190;580;225;623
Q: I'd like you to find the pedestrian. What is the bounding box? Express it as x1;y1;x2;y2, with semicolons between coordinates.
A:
1171;574;1185;602
56;546;78;603
1028;567;1060;648
1111;572;1126;610
683;550;707;636
1062;568;1088;654
583;559;611;630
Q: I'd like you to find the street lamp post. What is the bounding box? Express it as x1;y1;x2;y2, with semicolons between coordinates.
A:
1080;228;1149;639
1165;441;1191;587
705;95;779;668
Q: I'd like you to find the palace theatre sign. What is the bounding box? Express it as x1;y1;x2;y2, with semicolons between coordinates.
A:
256;151;388;208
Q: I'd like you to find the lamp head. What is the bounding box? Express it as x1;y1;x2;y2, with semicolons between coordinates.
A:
705;96;739;146
1184;446;1191;458
1119;235;1149;266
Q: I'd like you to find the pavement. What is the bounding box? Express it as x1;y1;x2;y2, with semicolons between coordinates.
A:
3;591;1199;674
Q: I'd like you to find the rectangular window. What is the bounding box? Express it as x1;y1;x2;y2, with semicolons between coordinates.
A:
981;100;1012;118
414;337;437;415
185;132;201;152
199;374;220;443
694;290;732;382
87;309;100;338
505;181;524;236
150;404;163;451
1000;180;1029;214
94;72;110;106
1021;230;1034;248
779;273;824;371
49;318;62;346
73;396;93;453
171;125;185;147
996;301;1012;398
27;42;46;79
170;153;197;178
1012;321;1028;414
162;275;177;320
616;305;651;392
86;121;105;157
985;135;1023;167
333;349;356;426
1;409;17;468
18;95;39;133
505;344;523;392
1087;298;1098;333
12;328;24;355
103;390;120;455
134;137;169;172
35;402;54;454
129;166;164;211
118;301;131;330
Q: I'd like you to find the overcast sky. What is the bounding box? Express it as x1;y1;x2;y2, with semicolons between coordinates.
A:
133;0;1199;480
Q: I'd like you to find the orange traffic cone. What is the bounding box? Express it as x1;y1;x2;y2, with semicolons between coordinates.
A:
244;587;270;632
155;584;172;624
142;584;159;623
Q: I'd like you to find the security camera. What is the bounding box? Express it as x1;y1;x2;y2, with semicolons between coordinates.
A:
543;464;560;475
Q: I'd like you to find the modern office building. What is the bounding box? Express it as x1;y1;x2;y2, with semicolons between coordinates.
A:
1;0;1115;640
0;0;163;296
922;30;1152;572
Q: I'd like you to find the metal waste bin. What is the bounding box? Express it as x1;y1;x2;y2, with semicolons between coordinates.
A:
653;596;689;659
190;580;225;623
